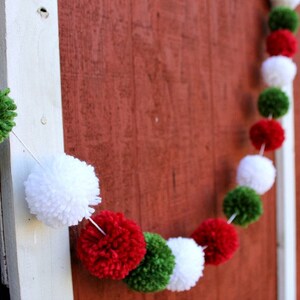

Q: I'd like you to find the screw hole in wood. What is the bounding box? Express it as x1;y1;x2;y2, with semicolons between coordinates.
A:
37;7;49;19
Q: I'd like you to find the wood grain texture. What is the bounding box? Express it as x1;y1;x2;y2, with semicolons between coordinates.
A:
293;7;300;300
58;1;277;299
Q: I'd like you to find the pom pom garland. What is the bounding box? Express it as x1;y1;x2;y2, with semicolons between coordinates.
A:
266;29;297;57
0;88;17;143
249;119;285;151
271;0;300;9
261;56;297;87
191;219;239;265
223;187;263;227
236;155;276;195
124;232;175;293
268;6;299;33
77;211;146;280
258;87;289;119
24;154;101;227
166;237;205;292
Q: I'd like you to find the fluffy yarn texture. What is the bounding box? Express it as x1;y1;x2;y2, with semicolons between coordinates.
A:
249;119;285;151
271;0;300;9
0;88;17;143
191;219;239;265
266;29;297;57
261;56;297;87
166;237;205;292
236;155;276;195
24;154;101;227
77;211;146;280
223;187;263;227
124;232;175;293
258;87;289;119
269;6;299;33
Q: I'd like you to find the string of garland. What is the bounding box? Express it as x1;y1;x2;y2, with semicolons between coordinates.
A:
0;0;298;295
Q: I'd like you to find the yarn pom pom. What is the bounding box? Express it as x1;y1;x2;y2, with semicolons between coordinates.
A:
271;0;300;9
258;87;289;119
24;154;101;227
261;56;297;87
77;211;146;280
237;155;276;195
166;237;205;292
124;232;175;293
191;219;239;265
269;6;299;33
266;29;297;57
249;119;285;151
0;88;17;143
223;186;263;227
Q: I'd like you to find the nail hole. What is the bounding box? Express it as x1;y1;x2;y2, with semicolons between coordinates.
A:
37;7;49;19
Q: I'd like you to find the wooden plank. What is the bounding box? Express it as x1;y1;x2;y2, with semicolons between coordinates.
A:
293;7;300;300
59;0;277;299
276;84;296;300
0;1;73;299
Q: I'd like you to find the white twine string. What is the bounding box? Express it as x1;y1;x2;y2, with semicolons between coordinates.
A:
227;212;238;224
259;143;266;156
88;217;106;236
11;130;44;168
12;130;106;234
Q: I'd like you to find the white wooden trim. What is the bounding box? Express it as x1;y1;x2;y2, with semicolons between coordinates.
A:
276;84;297;300
0;1;74;299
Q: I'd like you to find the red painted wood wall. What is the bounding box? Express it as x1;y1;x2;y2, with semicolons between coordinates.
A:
58;1;278;299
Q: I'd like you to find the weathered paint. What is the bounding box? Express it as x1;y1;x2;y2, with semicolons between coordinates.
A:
58;1;277;299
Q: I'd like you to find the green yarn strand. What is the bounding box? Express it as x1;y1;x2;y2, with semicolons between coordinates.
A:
124;232;175;293
0;88;17;143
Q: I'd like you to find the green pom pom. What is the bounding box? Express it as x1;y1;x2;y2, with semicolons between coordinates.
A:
258;87;289;119
223;186;263;227
0;88;17;143
269;7;299;33
124;232;175;293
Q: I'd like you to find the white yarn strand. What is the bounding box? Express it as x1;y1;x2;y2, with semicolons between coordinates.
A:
227;213;238;224
88;217;106;236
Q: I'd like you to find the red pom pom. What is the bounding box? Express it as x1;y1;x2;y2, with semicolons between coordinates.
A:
191;219;239;265
77;211;146;280
266;29;297;57
249;119;285;151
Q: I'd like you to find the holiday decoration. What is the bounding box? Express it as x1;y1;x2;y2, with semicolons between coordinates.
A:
261;55;297;87
17;0;300;294
268;6;299;33
24;154;101;227
266;29;297;57
249;119;285;151
236;155;276;195
271;0;300;9
258;87;289;118
124;232;175;293
0;88;17;143
191;219;239;265
166;237;205;292
77;211;146;280
223;187;263;227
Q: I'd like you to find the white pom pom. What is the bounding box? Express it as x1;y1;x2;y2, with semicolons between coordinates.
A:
236;155;276;195
271;0;300;9
262;56;297;87
24;154;101;227
166;237;205;292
